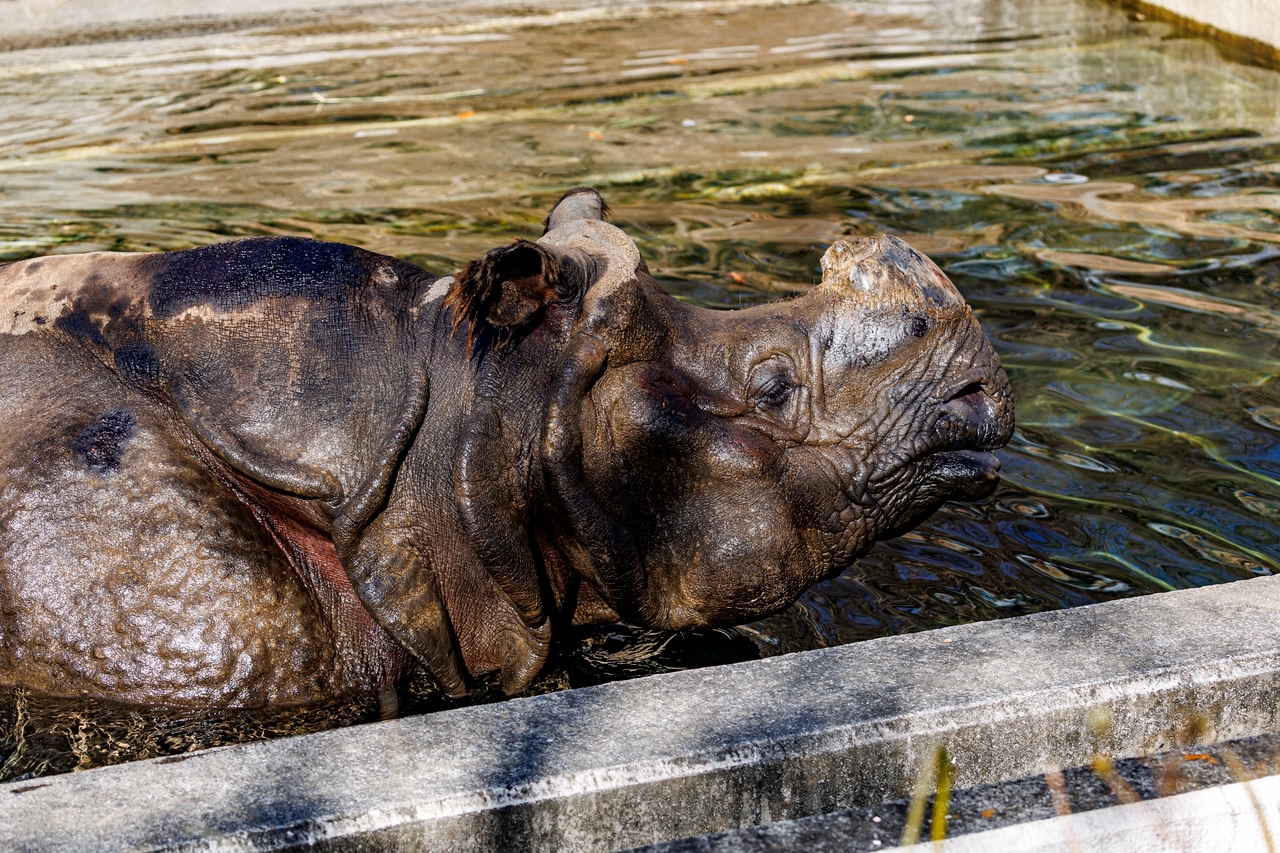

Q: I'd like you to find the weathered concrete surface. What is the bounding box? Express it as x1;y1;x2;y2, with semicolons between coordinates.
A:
3;575;1280;851
628;728;1280;851
1128;0;1280;64
899;778;1280;853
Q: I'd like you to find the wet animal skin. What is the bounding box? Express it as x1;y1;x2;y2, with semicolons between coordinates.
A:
0;189;1013;707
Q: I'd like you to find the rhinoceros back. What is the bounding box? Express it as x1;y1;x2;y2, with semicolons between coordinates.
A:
143;236;371;318
0;240;437;705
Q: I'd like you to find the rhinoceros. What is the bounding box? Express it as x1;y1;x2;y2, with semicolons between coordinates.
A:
0;189;1012;707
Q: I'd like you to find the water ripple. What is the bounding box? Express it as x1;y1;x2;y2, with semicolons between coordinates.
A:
3;0;1280;776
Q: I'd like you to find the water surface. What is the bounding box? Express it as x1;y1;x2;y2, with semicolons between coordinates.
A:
2;0;1279;778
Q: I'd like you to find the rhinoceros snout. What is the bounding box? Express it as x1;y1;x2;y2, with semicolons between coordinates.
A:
940;376;1012;452
820;235;964;310
927;362;1009;464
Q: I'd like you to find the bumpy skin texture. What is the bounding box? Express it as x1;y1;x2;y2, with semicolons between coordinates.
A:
0;190;1013;707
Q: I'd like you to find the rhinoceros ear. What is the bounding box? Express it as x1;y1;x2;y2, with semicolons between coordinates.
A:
445;239;587;350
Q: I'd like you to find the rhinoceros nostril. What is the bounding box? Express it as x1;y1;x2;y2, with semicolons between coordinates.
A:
945;380;986;405
940;380;998;444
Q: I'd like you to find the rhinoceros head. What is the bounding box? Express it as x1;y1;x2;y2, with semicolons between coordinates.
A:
448;189;1013;639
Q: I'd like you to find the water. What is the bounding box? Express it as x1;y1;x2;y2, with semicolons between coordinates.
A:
3;0;1280;778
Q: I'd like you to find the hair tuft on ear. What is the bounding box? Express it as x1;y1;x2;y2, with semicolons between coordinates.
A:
444;239;565;355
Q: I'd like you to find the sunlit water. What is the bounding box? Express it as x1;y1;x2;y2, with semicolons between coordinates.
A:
3;0;1280;778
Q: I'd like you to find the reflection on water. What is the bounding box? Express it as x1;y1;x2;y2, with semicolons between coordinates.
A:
3;0;1280;778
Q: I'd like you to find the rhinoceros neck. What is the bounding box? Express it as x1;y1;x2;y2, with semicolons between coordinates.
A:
381;295;579;693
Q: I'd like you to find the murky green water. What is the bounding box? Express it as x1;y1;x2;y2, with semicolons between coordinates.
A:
3;0;1280;778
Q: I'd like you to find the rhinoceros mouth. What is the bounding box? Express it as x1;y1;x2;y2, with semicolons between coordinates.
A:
925;447;1002;500
938;447;1001;472
903;373;1009;503
867;370;1010;507
859;446;1001;535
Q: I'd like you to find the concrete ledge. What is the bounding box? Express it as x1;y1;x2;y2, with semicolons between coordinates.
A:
1125;0;1280;67
4;576;1280;851
629;727;1280;851
905;777;1280;853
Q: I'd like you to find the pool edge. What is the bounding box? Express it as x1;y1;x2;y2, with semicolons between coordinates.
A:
2;575;1278;851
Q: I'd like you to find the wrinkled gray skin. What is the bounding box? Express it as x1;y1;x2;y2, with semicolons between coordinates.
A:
0;190;1013;707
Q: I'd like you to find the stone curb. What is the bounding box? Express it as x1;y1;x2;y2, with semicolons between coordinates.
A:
626;729;1280;851
898;777;1280;853
3;575;1280;851
1128;0;1280;66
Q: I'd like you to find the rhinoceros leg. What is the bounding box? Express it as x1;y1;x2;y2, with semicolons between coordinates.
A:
0;335;366;707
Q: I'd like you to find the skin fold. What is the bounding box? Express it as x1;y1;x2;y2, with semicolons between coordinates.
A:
0;189;1013;707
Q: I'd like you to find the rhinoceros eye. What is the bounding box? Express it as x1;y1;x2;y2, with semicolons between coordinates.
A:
756;375;795;408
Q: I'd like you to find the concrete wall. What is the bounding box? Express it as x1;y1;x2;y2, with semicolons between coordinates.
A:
4;575;1280;851
1131;0;1280;63
633;732;1280;852
1140;0;1280;49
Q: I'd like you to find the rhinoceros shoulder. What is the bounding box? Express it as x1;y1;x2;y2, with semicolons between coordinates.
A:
140;236;428;319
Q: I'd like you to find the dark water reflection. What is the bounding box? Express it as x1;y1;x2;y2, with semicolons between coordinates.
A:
3;0;1280;778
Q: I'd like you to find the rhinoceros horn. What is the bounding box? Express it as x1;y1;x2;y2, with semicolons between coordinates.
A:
818;235;966;312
